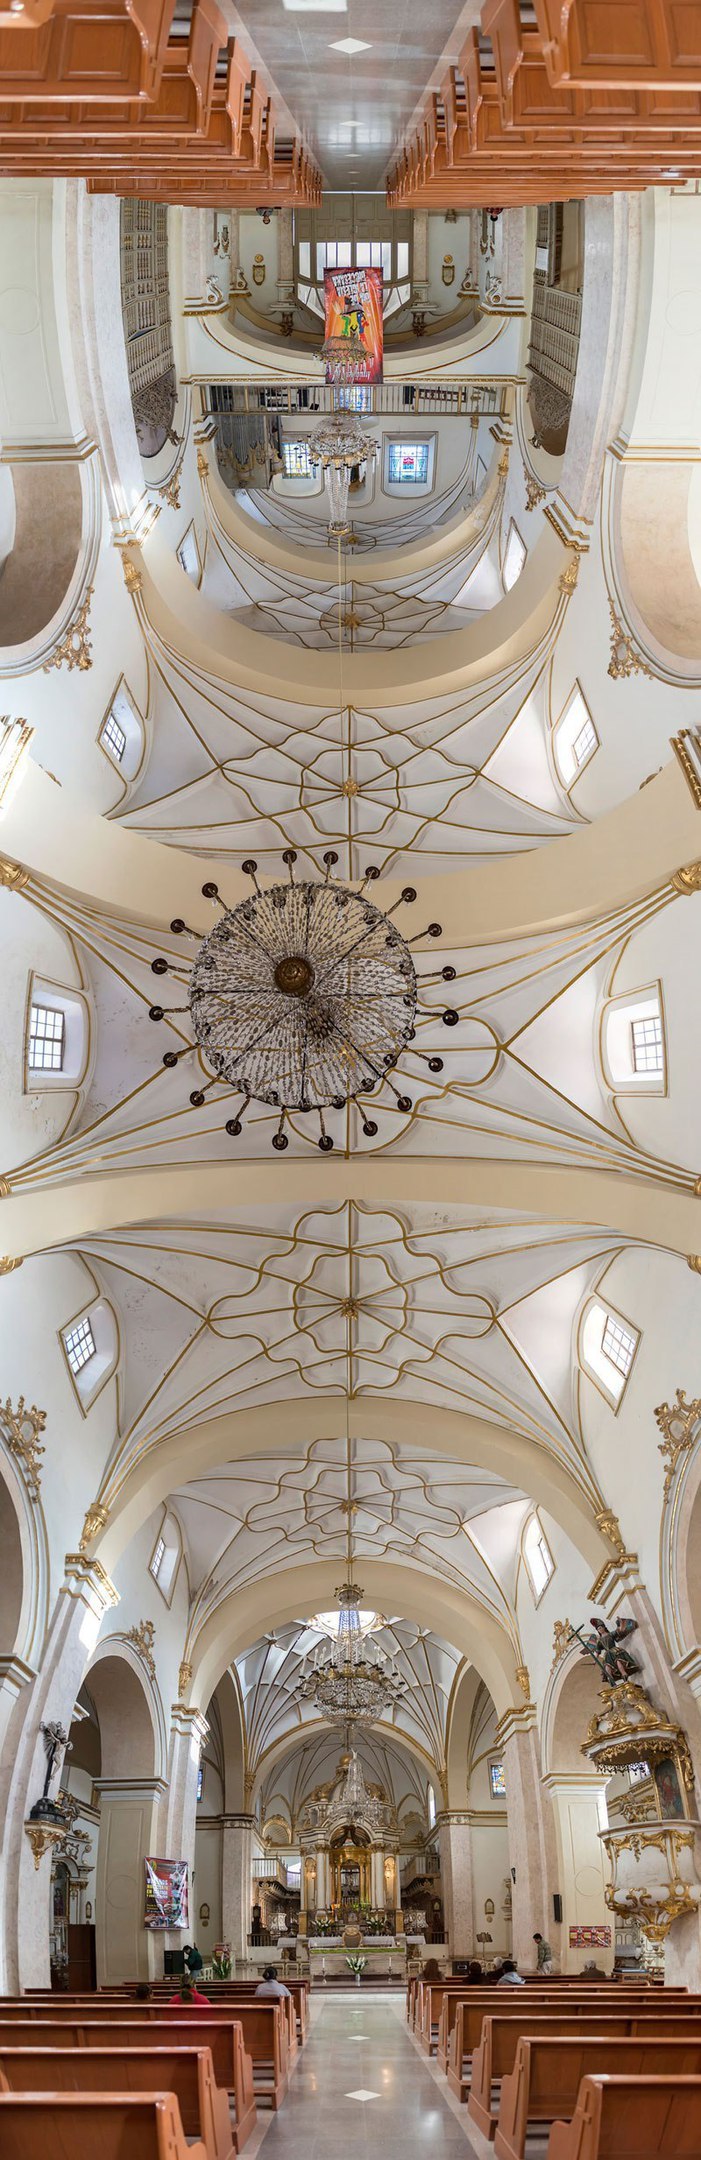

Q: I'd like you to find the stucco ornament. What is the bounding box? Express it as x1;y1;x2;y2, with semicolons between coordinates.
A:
583;1667;701;1943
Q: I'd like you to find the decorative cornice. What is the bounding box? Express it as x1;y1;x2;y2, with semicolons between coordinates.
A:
524;470;546;512
671;863;701;895
178;1659;193;1698
0;1394;46;1500
495;1702;538;1746
551;1618;574;1670
0;1256;22;1274
42;584;93;674
64;1552;119;1609
671;729;701;811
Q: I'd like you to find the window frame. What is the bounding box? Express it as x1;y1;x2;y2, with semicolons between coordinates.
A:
63;1315;97;1377
387;440;430;486
579;1292;640;1411
522;1510;556;1606
28;1002;65;1074
600;982;667;1098
281;438;314;479
552;682;599;791
489;1759;506;1799
97;676;146;789
59;1294;119;1416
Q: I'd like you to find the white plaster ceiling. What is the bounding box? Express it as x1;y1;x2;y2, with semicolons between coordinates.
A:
229;0;475;188
234;1616;463;1793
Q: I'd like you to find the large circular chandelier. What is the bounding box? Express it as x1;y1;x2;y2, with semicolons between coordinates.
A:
308;414;378;534
148;852;458;1152
300;1581;407;1727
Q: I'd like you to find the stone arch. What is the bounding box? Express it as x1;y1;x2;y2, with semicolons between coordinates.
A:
251;1712;437;1821
0;459;82;649
81;1645;163;1983
206;1668;246;1813
445;1663;492;1810
186;1558;522;1725
0;1448;49;1676
82;1647;160;1781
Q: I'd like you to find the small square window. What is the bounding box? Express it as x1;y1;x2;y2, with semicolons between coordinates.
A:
573;717;597;769
64;1316;96;1375
282;439;312;478
388;441;429;484
602;1315;636;1378
29;1003;65;1073
149;1534;166;1582
631;1016;663;1074
489;1761;506;1798
101;710;127;764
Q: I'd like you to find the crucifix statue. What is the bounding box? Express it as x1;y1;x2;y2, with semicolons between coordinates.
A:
29;1721;72;1822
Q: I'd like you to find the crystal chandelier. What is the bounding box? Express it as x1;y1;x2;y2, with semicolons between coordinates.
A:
308;414;379;535
315;332;366;386
299;1581;407;1727
147;852;458;1153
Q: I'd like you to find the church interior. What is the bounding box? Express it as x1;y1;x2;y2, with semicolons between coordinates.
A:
2;2;701;2155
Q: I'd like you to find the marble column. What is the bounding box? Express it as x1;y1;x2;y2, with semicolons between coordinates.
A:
315;1844;330;1909
94;1775;166;1982
161;1702;208;1963
370;1846;385;1907
437;1812;473;1958
0;1550;119;1992
222;1812;255;1965
543;1773;612;1973
500;1706;556;1971
277;208;294;304
181;207;210;304
412;211;429;305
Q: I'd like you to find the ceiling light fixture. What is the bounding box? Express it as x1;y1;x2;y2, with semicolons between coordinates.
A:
284;0;346;8
147;856;457;1152
308;413;378;529
330;34;371;51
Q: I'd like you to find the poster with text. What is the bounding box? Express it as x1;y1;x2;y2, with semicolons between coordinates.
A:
144;1856;189;1929
323;267;383;383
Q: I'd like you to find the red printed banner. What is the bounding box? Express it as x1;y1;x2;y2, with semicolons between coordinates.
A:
323;266;383;383
144;1856;189;1929
568;1924;612;1948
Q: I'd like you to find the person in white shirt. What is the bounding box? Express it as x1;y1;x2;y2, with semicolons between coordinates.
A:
496;1959;525;1986
255;1964;291;1999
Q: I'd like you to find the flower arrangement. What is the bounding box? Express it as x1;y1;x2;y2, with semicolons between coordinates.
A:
345;1954;367;1977
212;1949;232;1978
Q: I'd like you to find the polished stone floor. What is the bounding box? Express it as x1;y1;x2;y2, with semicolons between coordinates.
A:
250;1991;484;2160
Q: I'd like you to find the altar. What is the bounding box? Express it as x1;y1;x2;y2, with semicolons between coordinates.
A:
307;1937;406;1979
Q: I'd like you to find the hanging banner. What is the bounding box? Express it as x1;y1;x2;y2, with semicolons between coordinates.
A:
144;1856;190;1929
323;267;383;383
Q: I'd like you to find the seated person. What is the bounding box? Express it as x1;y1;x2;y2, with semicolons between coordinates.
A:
168;1972;210;2008
466;1959;483;1984
421;1957;444;1981
496;1958;525;1987
581;1958;606;1979
135;1981;151;2000
255;1964;291;1999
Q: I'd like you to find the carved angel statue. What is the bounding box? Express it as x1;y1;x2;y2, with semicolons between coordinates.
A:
575;1616;640;1688
41;1720;71;1799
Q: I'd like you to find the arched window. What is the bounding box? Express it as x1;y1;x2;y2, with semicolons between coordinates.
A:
147;1506;182;1606
579;1296;639;1409
523;1512;555;1603
98;678;145;782
503;520;526;592
553;683;599;788
601;984;666;1095
61;1297;118;1412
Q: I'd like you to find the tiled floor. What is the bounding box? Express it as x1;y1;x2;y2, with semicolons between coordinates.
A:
249;1991;484;2160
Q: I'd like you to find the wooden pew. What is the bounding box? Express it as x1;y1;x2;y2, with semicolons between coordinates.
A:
0;0;177;104
495;2035;701;2160
447;1998;701;2102
0;2090;208;2160
422;1982;676;2057
0;1994;295;2074
468;2013;701;2135
0;2018;266;2124
547;2073;701;2160
0;2043;250;2160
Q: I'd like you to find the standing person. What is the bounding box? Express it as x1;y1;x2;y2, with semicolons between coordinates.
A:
496;1959;524;1987
255;1964;291;1999
185;1942;203;1977
533;1931;554;1973
168;1973;210;2008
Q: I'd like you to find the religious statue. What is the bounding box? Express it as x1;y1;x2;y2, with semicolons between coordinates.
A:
573;1616;640;1688
29;1721;72;1823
